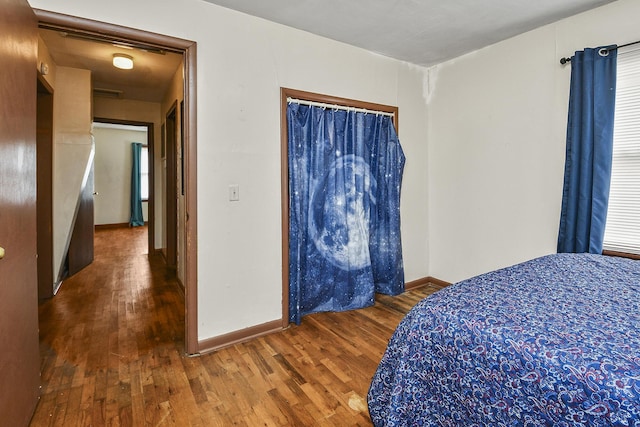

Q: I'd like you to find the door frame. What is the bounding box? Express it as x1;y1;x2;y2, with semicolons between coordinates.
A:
280;87;399;326
93;118;155;253
164;103;178;268
0;1;40;424
37;75;54;300
34;9;199;354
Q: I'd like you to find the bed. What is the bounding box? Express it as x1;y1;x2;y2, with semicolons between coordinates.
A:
368;253;640;426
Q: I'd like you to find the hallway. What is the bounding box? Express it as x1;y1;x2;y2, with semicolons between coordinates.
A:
34;226;185;425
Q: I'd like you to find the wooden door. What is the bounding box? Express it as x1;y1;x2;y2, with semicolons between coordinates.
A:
37;76;54;299
0;0;41;425
67;157;95;276
165;106;178;268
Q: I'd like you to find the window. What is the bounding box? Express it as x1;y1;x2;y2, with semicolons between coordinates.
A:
141;145;149;201
603;47;640;255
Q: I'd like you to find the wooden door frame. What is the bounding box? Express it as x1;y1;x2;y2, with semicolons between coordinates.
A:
280;87;399;326
34;9;199;355
93;118;155;253
37;75;54;300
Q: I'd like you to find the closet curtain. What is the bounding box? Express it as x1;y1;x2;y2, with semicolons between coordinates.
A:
130;142;144;227
287;102;405;325
557;46;617;254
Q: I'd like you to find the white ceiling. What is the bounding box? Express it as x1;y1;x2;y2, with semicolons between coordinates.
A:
39;1;618;103
39;27;183;103
202;0;618;66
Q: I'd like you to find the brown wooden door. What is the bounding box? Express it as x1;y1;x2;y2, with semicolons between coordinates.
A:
165;106;178;268
67;157;95;276
0;0;41;425
37;77;54;299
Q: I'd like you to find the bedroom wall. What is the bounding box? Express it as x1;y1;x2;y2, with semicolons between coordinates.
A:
92;125;149;226
427;0;640;283
29;0;431;341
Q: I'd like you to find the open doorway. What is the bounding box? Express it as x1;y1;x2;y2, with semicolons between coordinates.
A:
92;120;154;252
34;9;198;353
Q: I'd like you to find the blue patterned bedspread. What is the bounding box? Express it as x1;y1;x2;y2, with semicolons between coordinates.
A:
368;253;640;426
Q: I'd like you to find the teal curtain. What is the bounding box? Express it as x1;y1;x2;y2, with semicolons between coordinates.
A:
130;142;144;227
557;46;617;253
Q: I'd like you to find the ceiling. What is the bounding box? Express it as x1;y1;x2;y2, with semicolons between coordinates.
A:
38;1;618;103
202;0;618;67
39;27;183;103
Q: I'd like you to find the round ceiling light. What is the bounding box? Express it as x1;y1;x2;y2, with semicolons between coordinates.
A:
113;53;134;70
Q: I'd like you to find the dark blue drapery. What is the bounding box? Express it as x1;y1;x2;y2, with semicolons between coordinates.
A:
558;46;617;254
288;103;405;324
130;142;144;227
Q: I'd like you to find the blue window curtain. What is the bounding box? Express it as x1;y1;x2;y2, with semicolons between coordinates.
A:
130;142;144;227
287;102;405;325
558;46;617;254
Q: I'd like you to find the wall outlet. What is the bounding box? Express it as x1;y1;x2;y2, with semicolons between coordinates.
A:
229;184;240;201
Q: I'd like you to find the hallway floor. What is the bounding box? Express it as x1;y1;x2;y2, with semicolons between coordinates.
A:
33;226;185;426
31;226;445;426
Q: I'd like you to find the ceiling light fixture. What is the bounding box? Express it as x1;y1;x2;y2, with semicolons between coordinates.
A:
112;53;133;70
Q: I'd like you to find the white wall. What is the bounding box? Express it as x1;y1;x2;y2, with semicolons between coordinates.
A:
427;0;640;283
93;125;148;225
29;0;431;341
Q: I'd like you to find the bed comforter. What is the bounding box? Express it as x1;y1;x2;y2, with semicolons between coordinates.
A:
368;253;640;426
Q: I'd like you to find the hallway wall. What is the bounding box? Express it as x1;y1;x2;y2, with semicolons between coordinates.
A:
52;66;93;286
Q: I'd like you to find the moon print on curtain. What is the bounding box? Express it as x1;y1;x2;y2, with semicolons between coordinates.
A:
287;102;406;324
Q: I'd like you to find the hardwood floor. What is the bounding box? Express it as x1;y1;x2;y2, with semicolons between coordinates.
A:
31;226;446;426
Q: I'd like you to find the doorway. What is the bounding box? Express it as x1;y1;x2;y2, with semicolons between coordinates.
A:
279;88;400;325
34;9;199;354
93;119;155;253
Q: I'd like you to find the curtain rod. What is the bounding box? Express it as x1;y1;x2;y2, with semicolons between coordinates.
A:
287;97;395;117
560;40;640;64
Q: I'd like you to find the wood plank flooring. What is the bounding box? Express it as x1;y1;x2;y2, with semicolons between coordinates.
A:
30;226;446;426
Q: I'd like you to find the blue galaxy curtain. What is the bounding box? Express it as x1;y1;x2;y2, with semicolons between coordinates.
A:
288;102;405;324
130;142;144;227
558;46;617;254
